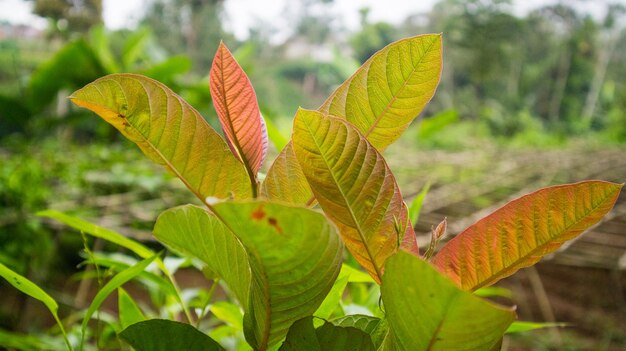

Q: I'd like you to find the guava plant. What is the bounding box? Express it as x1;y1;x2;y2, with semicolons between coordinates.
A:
4;34;622;350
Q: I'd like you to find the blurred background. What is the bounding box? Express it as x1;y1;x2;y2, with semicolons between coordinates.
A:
0;0;625;350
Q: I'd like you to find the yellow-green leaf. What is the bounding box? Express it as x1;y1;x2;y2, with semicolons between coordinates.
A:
292;109;415;284
381;251;515;351
320;33;442;150
262;34;442;205
70;74;251;201
433;181;623;291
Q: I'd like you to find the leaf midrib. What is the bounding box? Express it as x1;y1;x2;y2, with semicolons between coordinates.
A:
468;186;619;291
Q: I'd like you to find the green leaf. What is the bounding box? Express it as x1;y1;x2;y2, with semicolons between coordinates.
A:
262;111;289;151
331;315;381;335
381;252;516;351
153;205;251;306
409;182;430;225
121;27;151;69
279;317;375;351
341;264;376;283
0;329;67;351
474;286;513;299
314;267;350;320
505;321;568;334
38;210;154;259
28;39;105;113
211;201;343;350
0;262;73;351
38;210;193;322
210;301;244;331
433;181;623;291
292;109;416;283
154;201;343;350
70;74;252;201
81;254;158;347
119;319;224;351
141;56;192;83
262;34;442;205
416;109;458;140
118;288;146;329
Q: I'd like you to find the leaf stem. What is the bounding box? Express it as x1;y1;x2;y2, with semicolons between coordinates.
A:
196;278;221;328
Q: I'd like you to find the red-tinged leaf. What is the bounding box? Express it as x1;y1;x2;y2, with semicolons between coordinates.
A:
292;109;414;284
433;181;623;291
210;42;268;182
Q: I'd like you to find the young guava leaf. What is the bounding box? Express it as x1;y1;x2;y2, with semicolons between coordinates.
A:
153;205;251;307
292;109;416;284
119;319;224;351
263;34;442;205
381;251;516;351
279;317;375;351
211;201;343;350
70;74;252;201
210;42;268;188
432;181;623;291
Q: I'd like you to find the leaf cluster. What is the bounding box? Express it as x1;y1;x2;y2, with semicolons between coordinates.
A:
2;34;622;351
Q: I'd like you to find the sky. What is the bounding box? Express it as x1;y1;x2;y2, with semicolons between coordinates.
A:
0;0;616;40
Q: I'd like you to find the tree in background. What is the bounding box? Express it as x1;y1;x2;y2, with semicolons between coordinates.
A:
31;0;102;39
142;0;234;74
350;7;397;63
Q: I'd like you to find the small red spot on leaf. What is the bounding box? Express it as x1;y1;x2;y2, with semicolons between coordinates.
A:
251;206;265;220
268;217;282;233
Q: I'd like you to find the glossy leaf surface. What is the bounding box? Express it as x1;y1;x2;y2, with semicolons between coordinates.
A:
381;252;515;351
319;34;442;150
293;109;415;283
433;181;623;291
119;319;224;351
211;201;343;350
262;34;442;204
279;317;375;351
153;205;251;306
210;42;268;179
70;74;251;201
